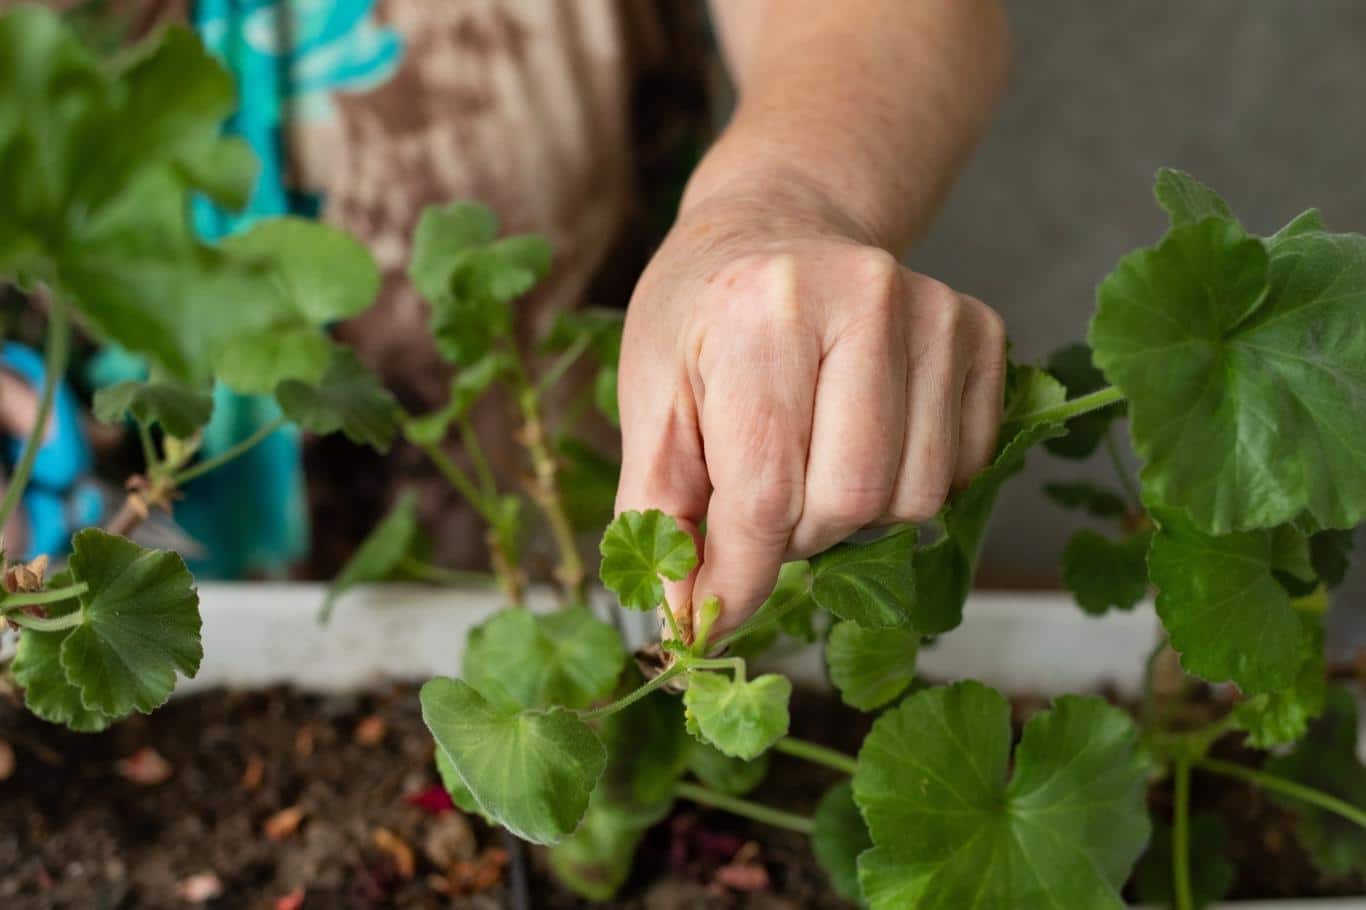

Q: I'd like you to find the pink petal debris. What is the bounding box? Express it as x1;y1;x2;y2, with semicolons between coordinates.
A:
115;747;173;785
175;872;225;903
274;889;305;910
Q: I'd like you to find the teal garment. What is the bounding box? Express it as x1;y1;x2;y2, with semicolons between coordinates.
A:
88;1;402;578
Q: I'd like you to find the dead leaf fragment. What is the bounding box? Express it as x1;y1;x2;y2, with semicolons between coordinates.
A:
115;747;173;785
264;805;307;841
294;725;316;759
0;737;14;781
4;554;48;593
175;871;224;903
372;827;416;879
354;714;387;746
423;811;477;867
240;753;265;792
446;847;509;895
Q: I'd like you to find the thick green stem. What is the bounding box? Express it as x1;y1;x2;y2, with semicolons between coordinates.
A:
0;582;88;611
0;299;69;536
774;737;858;775
172;414;288;485
579;663;688;721
1015;385;1124;427
1173;757;1195;910
6;608;83;632
690;655;747;683
1196;757;1366;831
674;781;815;835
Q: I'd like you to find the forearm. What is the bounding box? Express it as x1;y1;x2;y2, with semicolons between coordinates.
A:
689;0;1011;252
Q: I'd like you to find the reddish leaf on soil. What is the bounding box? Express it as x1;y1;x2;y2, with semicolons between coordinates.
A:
240;753;265;792
0;737;14;781
274;889;305;910
372;827;416;879
354;714;387;745
174;872;224;903
443;847;509;895
294;725;316;758
713;842;770;892
115;747;173;785
264;805;307;841
403;783;454;815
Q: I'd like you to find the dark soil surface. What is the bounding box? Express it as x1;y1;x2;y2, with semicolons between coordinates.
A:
0;683;1361;909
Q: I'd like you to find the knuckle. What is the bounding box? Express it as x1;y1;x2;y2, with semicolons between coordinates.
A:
737;474;805;533
813;482;890;529
891;476;952;523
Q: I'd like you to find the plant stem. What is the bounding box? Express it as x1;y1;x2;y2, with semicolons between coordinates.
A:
1139;635;1166;731
1195;757;1366;831
137;422;159;474
6;609;83;632
1015;385;1124;427
397;555;494;587
171;414;288;486
579;663;688;720
674;781;815;835
1104;427;1142;510
774;737;858;775
0;299;69;537
690;655;747;682
661;601;684;645
0;583;88;611
416;440;493;521
1173;757;1195;910
459;420;499;501
537;333;592;394
508;354;585;605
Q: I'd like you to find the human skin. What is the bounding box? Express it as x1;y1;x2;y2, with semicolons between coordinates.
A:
615;0;1014;638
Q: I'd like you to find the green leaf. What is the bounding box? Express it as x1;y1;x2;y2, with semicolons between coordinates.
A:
724;561;817;655
594;365;619;426
683;672;791;760
809;526;917;629
421;676;606;845
597;682;692;822
1309;528;1353;589
543;307;624;365
1266;687;1366;880
548;796;647;901
215;218;380;393
812;781;872;904
1149;510;1309;693
1061;529;1151;615
826;620;919;711
425;232;553;365
92;379;213;437
852;682;1150;910
557;437;620;533
1043;481;1128;518
1091;213;1366;535
1153;168;1234;227
10;573;113;732
408;202;499;302
59;530;201;717
1233;614;1326;748
322;491;418;620
1271;208;1327;243
1002;364;1067;427
176;134;257;211
688;742;769;797
463;606;626;711
1133;813;1234;910
1042;343;1126;459
598;509;697;611
275;348;398;451
912;420;1064;634
434;740;493;821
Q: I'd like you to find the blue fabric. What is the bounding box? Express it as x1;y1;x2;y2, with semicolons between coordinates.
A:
0;343;91;491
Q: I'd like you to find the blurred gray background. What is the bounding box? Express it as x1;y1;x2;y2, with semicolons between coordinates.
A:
906;2;1366;648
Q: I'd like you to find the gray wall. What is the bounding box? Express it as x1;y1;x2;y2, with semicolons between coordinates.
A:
907;2;1366;647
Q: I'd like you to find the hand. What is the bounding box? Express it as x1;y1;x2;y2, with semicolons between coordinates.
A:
615;194;1007;639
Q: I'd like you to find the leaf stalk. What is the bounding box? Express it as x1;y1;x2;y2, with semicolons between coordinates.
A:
674;781;815;835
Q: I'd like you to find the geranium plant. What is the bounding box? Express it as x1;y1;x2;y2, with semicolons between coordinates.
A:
417;168;1366;909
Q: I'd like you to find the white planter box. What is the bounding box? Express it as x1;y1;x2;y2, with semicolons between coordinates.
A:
188;582;1366;910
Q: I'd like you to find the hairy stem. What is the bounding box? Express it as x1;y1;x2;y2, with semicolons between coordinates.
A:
1173;757;1195;910
1196;757;1366;831
5;608;83;632
171;414;288;486
0;299;69;538
674;781;815;835
579;663;688;721
774;737;859;775
1015;385;1124;427
509;355;585;605
0;582;88;611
